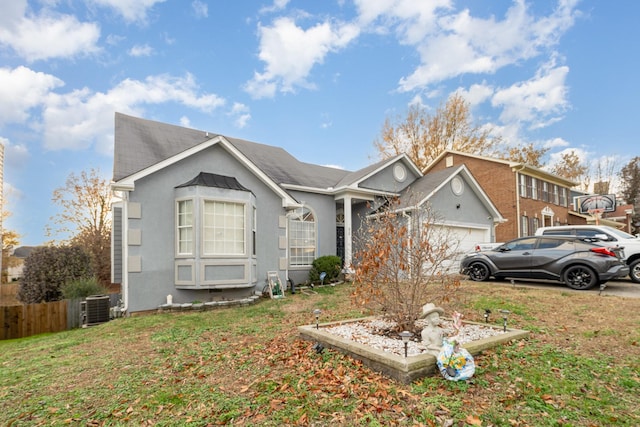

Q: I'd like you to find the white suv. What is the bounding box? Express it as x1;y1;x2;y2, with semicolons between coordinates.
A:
535;225;640;283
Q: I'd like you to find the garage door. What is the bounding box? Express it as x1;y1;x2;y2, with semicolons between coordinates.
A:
432;225;490;273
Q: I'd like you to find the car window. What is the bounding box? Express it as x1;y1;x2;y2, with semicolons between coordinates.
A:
541;229;573;236
504;238;537;251
573;228;615;241
604;227;636;240
536;238;565;249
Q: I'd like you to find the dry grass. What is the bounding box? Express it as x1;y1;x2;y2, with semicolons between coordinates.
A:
1;280;639;426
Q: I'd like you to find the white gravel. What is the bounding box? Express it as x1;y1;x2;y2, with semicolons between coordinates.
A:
323;318;506;357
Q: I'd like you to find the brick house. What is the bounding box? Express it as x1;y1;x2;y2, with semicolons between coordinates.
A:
424;150;584;242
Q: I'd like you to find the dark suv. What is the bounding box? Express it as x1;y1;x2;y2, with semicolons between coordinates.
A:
535;225;640;283
460;236;628;290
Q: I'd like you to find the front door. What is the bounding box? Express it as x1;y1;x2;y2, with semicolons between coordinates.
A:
336;226;345;265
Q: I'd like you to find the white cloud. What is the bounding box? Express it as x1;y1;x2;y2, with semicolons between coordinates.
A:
88;0;167;23
491;62;569;128
192;0;208;18
179;116;191;128
455;83;494;108
354;0;450;43
0;2;101;61
0;66;64;126
1;136;30;170
244;17;359;98
128;44;154;57
260;0;291;14
229;103;251;128
391;0;579;91
547;146;590;169
40;73;226;154
543;137;570;149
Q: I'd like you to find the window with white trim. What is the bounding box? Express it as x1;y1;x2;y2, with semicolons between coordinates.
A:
521;215;529;237
177;199;194;255
289;207;316;267
252;207;256;256
532;217;540;234
203;201;245;255
531;178;538;200
519;174;527;197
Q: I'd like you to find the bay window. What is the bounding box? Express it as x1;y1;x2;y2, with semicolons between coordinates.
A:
177;199;194;255
203;201;245;256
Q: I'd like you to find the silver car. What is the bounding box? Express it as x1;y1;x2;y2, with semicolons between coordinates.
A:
460;236;629;290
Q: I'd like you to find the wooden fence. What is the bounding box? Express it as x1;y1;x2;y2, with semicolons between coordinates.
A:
1;300;69;340
0;283;20;304
0;282;121;339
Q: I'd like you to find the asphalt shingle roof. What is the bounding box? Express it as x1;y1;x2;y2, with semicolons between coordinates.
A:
114;113;353;190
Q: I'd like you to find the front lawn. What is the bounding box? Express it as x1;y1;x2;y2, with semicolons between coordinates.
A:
1;282;638;426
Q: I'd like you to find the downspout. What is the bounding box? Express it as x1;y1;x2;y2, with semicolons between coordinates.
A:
514;165;525;237
120;190;130;314
285;211;289;291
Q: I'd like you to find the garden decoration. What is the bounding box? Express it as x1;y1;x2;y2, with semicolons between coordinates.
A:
437;311;475;381
437;339;475;381
266;271;285;299
419;303;445;356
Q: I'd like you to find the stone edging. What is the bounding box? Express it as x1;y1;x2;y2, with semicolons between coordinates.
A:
299;316;529;384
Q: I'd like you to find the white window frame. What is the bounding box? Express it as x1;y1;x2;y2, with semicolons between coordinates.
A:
519;174;527;198
521;215;529;237
288;206;317;267
202;200;246;256
176;199;194;256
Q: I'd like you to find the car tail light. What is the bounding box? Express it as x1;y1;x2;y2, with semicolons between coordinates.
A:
590;247;616;257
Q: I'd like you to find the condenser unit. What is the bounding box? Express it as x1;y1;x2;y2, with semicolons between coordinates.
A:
81;295;111;327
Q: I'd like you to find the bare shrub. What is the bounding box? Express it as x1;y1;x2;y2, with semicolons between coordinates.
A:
351;195;461;332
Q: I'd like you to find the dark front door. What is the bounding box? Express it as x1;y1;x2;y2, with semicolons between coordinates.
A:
336;226;345;265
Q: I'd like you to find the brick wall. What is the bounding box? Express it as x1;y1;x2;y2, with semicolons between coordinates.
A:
428;153;577;242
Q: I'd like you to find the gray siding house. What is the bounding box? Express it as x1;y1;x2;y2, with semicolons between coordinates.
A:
111;113;503;313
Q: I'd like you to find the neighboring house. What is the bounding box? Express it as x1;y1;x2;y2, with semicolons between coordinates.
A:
424;151;581;242
602;203;636;234
5;246;37;282
111;113;503;313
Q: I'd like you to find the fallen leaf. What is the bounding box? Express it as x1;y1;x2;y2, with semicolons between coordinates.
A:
465;414;482;425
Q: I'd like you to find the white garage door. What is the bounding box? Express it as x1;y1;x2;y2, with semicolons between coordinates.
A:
433;225;490;273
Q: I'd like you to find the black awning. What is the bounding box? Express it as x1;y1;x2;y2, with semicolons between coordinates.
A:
176;172;250;192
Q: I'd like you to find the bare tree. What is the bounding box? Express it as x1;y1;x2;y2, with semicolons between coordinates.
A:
503;143;549;168
1;209;20;284
48;168;112;285
592;156;618;195
351;196;460;332
549;150;590;191
374;93;501;171
619;157;640;234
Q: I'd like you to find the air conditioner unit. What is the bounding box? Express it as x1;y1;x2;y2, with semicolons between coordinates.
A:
81;295;111;327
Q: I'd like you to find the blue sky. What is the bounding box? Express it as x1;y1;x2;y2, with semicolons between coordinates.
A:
1;0;638;246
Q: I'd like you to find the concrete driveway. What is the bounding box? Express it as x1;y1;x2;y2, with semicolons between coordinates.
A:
484;278;640;298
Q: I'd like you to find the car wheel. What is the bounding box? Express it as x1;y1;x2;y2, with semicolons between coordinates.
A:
629;259;640;283
563;265;597;290
467;262;490;281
